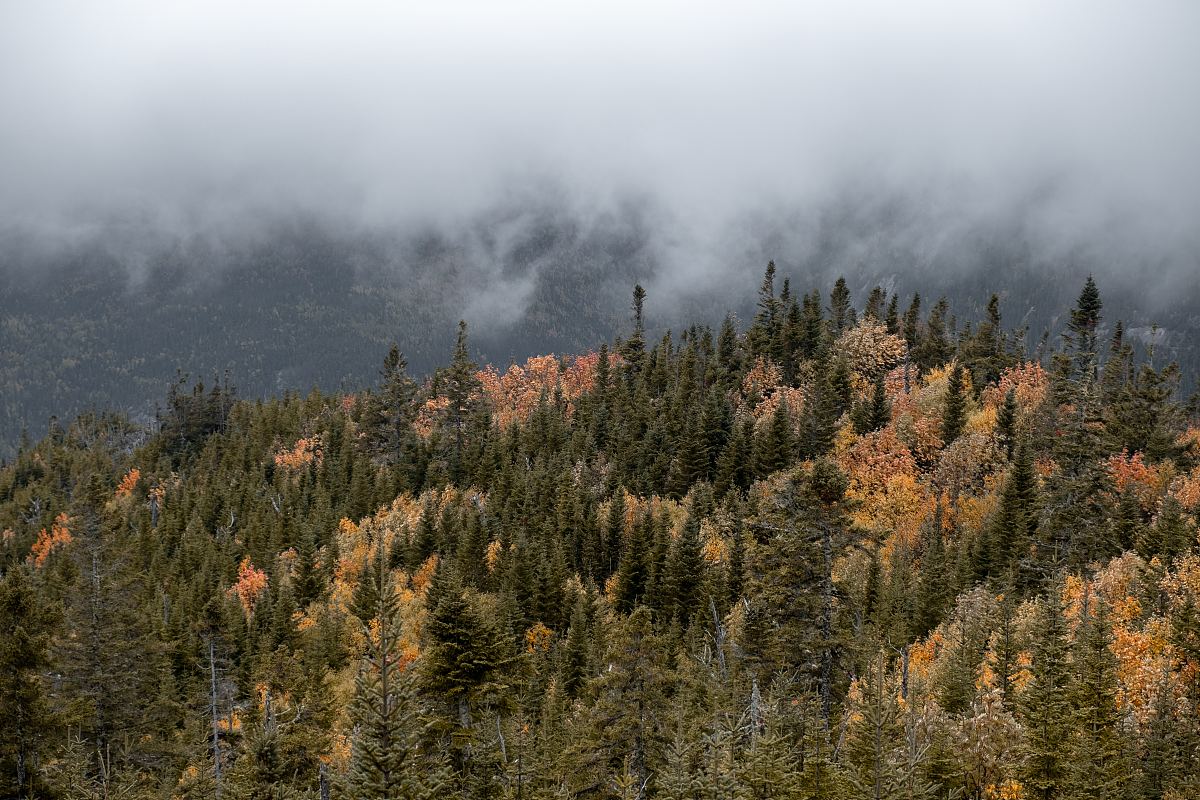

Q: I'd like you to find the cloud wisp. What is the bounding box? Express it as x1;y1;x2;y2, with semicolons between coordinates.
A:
1;1;1197;298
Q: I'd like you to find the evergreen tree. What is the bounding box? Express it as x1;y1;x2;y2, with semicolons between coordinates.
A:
1066;600;1129;800
1021;588;1071;800
754;398;794;478
349;548;450;799
996;387;1019;459
621;284;649;375
749;262;781;360
885;294;900;335
985;439;1038;583
829;276;852;334
0;567;63;799
852;376;891;435
422;576;512;734
443;320;482;482
941;363;967;446
374;344;419;465
663;509;704;626
615;512;653;613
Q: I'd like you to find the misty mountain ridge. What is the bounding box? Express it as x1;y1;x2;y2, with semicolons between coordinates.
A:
2;190;1197;462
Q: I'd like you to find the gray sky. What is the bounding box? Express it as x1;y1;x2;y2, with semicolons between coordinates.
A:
2;1;1198;292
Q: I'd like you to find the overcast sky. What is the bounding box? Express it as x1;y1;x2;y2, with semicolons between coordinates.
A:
2;1;1198;287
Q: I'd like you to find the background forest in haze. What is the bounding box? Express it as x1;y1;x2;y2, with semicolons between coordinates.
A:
3;266;1200;799
4;206;1198;463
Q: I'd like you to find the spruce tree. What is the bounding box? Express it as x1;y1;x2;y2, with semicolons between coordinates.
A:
350;548;449;799
1066;600;1128;800
0;567;63;799
987;439;1038;583
852;376;891;435
620;284;649;375
755;399;794;478
996;387;1019;459
829;277;852;334
663;510;705;627
1020;588;1071;800
941;363;967;446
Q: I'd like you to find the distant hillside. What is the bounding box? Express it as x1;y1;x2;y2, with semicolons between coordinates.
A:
3;209;1198;461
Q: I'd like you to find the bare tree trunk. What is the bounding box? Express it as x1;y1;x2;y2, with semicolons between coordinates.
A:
209;638;222;800
820;522;835;727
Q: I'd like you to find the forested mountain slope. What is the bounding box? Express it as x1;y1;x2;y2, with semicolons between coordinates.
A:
4;208;1199;463
2;269;1200;799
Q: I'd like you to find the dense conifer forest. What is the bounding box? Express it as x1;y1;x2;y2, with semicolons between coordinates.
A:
3;267;1200;799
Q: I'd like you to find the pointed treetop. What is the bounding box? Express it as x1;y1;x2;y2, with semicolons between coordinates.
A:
1071;275;1103;336
632;284;646;331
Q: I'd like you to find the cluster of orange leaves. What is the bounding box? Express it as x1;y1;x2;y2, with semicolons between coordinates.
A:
601;490;685;540
228;557;269;618
838;428;932;555
273;436;323;471
1106;450;1172;511
699;521;729;565
115;468;140;498
413;396;450;439
980;362;1049;416
739;357;783;406
1062;554;1189;724
935;434;1004;500
888;366;964;466
985;780;1025;800
28;513;72;568
525;622;555;654
753;386;806;428
1168;463;1200;512
485;539;504;573
477;351;618;429
733;357;805;435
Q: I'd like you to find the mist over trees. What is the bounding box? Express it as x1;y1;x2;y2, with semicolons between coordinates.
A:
3;205;1198;463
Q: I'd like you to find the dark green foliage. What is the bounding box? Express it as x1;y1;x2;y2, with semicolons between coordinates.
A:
0;567;63;799
982;440;1038;584
1;268;1197;799
1021;588;1072;800
754;398;794;478
350;547;449;799
941;363;967;445
852;376;891;435
1066;601;1128;800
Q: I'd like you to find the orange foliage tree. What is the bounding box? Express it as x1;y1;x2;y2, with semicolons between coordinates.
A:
28;512;72;568
838;428;933;555
1105;450;1171;511
115;468;140;498
273;436;324;471
476;351;616;429
980;362;1049;418
228;557;269;619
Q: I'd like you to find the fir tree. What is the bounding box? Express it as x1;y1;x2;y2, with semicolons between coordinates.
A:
829;277;852;334
1066;599;1128;800
349;547;449;800
663;509;705;627
1021;588;1071;800
0;567;63;799
754;398;794;478
852;376;891;435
